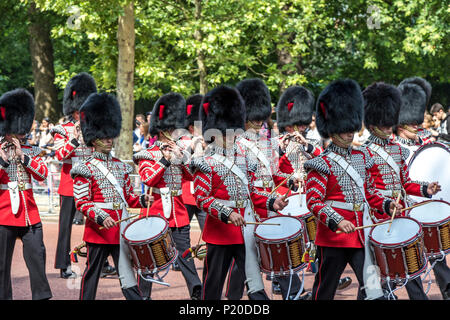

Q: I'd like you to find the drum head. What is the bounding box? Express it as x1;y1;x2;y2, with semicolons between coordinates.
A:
255;216;302;240
278;194;310;217
123;216;168;242
408;143;450;203
409;200;450;224
371;217;421;245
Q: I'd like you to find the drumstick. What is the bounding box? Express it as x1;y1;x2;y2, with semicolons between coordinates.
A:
336;221;390;234
399;200;434;213
99;214;139;230
387;193;402;233
270;171;296;195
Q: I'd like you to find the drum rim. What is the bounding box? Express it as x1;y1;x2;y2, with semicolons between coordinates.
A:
121;215;169;244
369;216;423;247
254;215;304;242
408;141;450;168
407;199;450;226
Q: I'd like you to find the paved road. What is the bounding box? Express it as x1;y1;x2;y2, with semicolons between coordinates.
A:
10;217;447;300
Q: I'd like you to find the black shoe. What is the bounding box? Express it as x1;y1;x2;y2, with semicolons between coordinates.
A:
100;265;117;278
442;290;449;300
191;286;202;300
60;268;76;279
288;291;312;300
272;281;282;295
72;219;84;225
337;277;352;290
172;261;181;271
248;289;270;300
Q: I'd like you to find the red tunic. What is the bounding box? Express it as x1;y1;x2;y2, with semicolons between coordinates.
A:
304;144;390;248
71;152;145;244
133;141;193;228
51;121;93;196
235;131;292;219
363;134;430;220
192;144;277;245
0;145;48;227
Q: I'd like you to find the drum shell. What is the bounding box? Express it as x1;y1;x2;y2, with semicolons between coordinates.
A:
369;217;427;281
407;200;450;258
254;216;307;276
122;216;178;273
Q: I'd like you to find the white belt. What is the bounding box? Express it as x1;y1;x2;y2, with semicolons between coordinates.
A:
325;200;365;212
63;156;80;164
376;189;401;198
0;183;32;191
216;199;249;209
253;180;274;188
152;188;182;197
93;202;125;210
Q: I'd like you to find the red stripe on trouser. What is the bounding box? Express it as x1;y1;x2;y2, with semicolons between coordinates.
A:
79;244;90;300
314;246;324;301
225;258;235;296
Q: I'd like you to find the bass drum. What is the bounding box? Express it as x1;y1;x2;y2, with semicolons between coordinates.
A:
408;142;450;203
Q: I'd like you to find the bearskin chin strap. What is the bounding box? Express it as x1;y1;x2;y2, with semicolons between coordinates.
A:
331;133;352;148
401;124;418;135
161;131;174;142
247;121;263;131
372;127;390;139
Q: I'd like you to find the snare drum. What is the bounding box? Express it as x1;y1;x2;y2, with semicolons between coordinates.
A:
369;216;427;282
122;216;178;274
408;200;450;258
254;216;307;276
278;193;317;242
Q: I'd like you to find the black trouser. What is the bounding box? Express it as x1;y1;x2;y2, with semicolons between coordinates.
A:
186;204;206;231
312;246;366;300
137;225;202;299
55;195;77;269
203;243;246;300
79;242;141;300
0;223;52;300
431;258;450;299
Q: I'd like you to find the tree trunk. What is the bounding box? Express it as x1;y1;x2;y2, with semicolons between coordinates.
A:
115;0;135;161
194;0;207;95
28;1;59;122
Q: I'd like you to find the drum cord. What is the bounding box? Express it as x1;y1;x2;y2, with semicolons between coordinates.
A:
421;251;445;295
291;269;305;300
386;275;409;300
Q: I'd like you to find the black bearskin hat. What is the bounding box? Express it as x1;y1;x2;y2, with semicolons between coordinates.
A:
0;88;35;136
79;93;122;147
363;82;402;128
397;77;430;125
236;78;272;122
316;79;363;139
178;94;203;129
199;85;246;141
276;86;315;133
63;72;98;116
149;92;185;136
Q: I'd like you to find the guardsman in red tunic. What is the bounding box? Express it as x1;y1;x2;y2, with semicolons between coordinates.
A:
394;77;450;300
362;81;442;300
51;72;97;279
0;89;52;300
71;93;150;300
133;92;202;300
304;79;402;300
191;85;288;300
